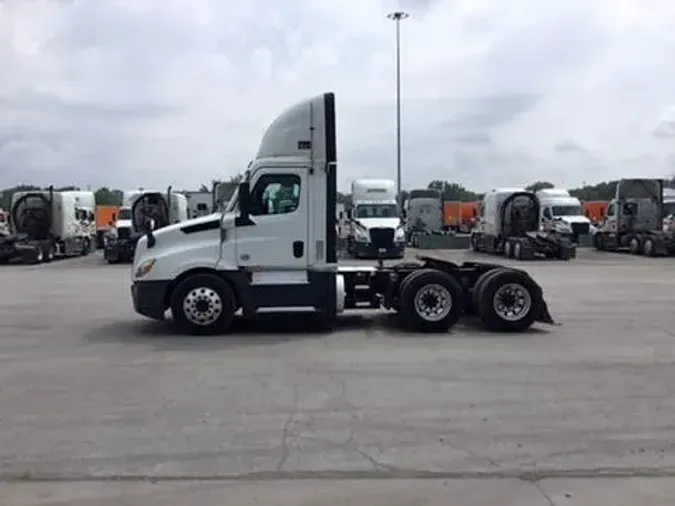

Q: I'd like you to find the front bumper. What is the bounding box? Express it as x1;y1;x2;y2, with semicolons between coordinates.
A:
104;239;136;262
353;241;405;259
131;280;171;320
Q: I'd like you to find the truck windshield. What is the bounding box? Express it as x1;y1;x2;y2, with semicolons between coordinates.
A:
552;205;583;216
118;208;131;220
663;202;675;218
356;204;398;218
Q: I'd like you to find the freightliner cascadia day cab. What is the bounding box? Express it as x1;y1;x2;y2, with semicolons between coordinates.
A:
346;179;405;259
535;188;593;243
105;188;188;264
0;187;96;264
130;93;555;334
470;188;577;260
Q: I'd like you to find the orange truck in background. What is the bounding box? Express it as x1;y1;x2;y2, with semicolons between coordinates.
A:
583;201;608;224
443;201;480;232
95;205;120;249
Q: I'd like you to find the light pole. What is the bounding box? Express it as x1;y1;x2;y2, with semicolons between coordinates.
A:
387;11;409;205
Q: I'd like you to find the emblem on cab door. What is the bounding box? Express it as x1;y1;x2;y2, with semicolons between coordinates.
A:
240;254;250;261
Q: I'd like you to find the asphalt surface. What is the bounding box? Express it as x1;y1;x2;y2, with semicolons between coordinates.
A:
2;249;675;504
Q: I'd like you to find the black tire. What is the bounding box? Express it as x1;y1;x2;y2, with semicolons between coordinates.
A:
43;242;55;263
472;268;511;310
504;239;514;258
170;274;237;335
23;247;42;265
476;269;543;332
512;240;523;260
629;237;641;255
594;232;605;251
643;238;656;257
80;238;90;256
399;269;463;332
470;234;481;252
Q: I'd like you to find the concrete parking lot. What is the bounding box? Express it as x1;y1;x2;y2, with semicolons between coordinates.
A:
2;249;675;504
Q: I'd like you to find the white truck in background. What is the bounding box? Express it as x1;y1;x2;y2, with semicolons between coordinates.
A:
346;179;405;259
0;187;96;264
183;191;214;219
105;187;188;264
404;188;445;247
535;188;592;243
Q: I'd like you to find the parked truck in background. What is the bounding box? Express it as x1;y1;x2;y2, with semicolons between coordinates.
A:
0;187;96;264
183;191;214;219
594;178;675;256
536;188;593;243
404;189;444;247
0;208;8;236
130;92;555;335
95;205;120;249
104;187;188;264
346;179;405;259
470;188;576;260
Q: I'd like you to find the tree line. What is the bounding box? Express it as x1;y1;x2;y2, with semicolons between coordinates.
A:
3;176;675;210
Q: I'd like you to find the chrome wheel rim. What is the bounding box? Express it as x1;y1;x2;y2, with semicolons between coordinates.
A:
504;242;511;257
644;240;653;256
493;283;532;322
183;287;223;326
414;284;452;322
514;242;522;258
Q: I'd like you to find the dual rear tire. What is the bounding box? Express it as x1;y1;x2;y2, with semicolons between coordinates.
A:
398;267;544;333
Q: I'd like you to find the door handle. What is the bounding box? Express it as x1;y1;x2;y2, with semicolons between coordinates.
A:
293;240;304;258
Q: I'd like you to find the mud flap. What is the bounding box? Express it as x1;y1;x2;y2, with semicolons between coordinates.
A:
536;299;558;325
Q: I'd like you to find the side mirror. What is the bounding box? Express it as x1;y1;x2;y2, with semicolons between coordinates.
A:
346;209;353;220
338;211;343;219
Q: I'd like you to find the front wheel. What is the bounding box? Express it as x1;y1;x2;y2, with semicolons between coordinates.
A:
399;269;463;332
170;274;236;335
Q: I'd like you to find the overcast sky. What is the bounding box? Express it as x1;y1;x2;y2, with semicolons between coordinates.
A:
1;0;675;192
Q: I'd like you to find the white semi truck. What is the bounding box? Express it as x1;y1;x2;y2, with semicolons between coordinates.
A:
0;187;96;264
404;189;445;247
130;92;555;335
470;188;576;260
105;187;188;264
346;179;405;259
535;188;592;243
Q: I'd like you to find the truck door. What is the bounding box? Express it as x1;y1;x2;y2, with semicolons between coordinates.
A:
234;168;309;271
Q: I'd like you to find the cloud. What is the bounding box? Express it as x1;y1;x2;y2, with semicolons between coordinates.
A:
1;0;675;193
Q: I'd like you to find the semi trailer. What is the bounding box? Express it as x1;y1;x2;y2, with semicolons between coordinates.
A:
0;187;95;264
130;92;555;335
470;188;576;260
594;178;675;256
105;188;188;264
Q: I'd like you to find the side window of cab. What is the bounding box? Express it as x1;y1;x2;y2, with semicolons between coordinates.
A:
250;174;301;216
606;203;616;217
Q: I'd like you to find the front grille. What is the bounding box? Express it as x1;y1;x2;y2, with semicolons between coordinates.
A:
370;227;394;248
571;223;590;235
118;227;131;240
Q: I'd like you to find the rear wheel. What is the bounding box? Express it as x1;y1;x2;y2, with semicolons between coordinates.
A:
594;232;605;251
23;246;43;265
43;243;55;263
504;240;513;258
643;238;656;257
399;269;463;332
470;234;480;252
170;274;236;335
512;240;522;260
629;237;641;255
476;269;543;332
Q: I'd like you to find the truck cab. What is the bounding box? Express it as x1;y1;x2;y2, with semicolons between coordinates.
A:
536;188;592;242
594;178;673;256
404;189;444;246
346;179;405;259
130;93;555;335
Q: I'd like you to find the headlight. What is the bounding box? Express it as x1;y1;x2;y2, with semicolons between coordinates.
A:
354;227;369;242
395;227;405;241
135;258;156;278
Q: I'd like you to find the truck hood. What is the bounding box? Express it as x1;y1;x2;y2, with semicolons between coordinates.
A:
355;217;401;229
153;213;220;239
